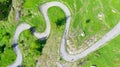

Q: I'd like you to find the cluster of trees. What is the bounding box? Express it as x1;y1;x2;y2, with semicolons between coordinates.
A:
0;0;12;20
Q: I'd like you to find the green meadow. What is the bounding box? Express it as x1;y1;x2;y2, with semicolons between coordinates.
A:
0;0;120;67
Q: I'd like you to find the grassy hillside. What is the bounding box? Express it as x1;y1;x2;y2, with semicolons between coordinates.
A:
0;0;120;67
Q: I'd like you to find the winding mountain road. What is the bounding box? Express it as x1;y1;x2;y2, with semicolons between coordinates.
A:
8;1;120;67
7;23;31;67
60;22;120;62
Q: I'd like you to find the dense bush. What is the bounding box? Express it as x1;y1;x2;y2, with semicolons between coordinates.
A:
0;0;12;20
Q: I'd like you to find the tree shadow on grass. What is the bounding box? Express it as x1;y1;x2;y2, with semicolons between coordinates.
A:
35;39;46;55
0;44;6;53
56;16;70;27
0;0;12;20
